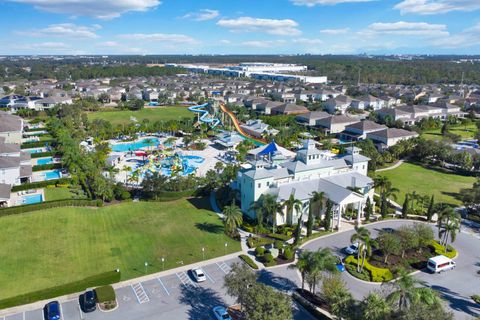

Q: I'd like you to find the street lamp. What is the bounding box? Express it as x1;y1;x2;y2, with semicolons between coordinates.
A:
144;262;148;274
202;247;205;261
161;257;165;271
224;242;228;256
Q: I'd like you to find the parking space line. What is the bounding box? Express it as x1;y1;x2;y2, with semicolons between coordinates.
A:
203;269;216;284
78;302;85;320
216;261;231;274
157;278;170;296
131;283;150;304
22;312;24;320
60;303;64;320
176;271;197;288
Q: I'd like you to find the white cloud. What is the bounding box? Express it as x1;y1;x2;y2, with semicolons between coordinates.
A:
242;40;287;48
8;0;160;19
118;33;198;44
292;38;324;44
291;0;375;6
217;17;301;36
13;42;69;50
430;22;480;47
394;0;480;15
360;21;449;37
182;9;219;21
16;23;100;39
319;28;350;34
220;39;232;44
100;41;119;47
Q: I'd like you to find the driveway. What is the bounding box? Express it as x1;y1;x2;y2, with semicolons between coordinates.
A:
271;220;480;320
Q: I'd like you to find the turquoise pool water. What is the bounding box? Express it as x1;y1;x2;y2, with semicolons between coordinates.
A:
44;170;61;180
25;148;47;154
111;138;160;152
22;194;43;204
36;157;53;165
133;155;205;177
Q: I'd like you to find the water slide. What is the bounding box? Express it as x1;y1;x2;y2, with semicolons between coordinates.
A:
188;103;221;128
219;103;266;145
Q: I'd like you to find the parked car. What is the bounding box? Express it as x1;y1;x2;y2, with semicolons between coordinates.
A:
427;255;456;273
44;301;61;320
80;290;96;313
344;243;359;255
335;256;346;272
381;227;395;234
191;268;206;282
213;306;232;320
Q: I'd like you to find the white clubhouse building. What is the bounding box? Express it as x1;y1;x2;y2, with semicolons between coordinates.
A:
236;140;374;228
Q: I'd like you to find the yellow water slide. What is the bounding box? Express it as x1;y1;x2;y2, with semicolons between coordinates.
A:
219;103;266;144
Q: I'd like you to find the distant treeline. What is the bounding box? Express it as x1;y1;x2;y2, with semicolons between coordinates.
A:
1;55;480;85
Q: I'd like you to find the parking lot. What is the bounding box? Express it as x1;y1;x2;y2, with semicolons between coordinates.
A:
2;258;315;320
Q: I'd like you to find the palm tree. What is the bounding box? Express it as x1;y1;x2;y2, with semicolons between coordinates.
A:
350;226;372;272
249;199;265;231
261;194;283;234
381;183;399;218
223;201;243;237
288;250;312;291
437;207;461;250
122;165;132;184
386;268;428;311
307;191;324;237
362;292;392;320
282;193;302;226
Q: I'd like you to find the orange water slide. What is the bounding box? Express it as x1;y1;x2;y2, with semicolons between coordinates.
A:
219;103;267;144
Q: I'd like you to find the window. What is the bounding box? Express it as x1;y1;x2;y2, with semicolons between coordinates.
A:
258;183;261;188
266;181;270;186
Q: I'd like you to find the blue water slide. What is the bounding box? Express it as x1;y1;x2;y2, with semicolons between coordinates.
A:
188;103;221;128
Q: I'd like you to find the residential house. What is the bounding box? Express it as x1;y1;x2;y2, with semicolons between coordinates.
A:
0;111;23;144
295;111;331;126
339;120;387;141
316;115;359;134
325;95;353;114
367;128;419;149
271;103;309;116
240;119;279;138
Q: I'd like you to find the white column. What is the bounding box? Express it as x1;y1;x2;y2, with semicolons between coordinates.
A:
337;204;342;229
357;201;362;225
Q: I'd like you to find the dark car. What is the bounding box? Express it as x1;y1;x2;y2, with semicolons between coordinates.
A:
80;290;97;313
381;227;395;234
44;301;61;320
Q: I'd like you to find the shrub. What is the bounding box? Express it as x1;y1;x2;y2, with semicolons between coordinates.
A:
241;221;255;233
263;253;274;263
255;247;265;256
283;247;294;260
471;295;480;304
246;237;274;248
239;254;258;270
0;199;102;217
344;256;393;282
266;233;291;241
21;140;53;149
274;240;284;250
345;264;370;282
32;163;62;172
31;151;56;159
11;178;71;192
95;285;116;303
428;240;457;259
0;270;120;309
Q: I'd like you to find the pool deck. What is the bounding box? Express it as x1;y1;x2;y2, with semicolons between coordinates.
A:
10;189;45;206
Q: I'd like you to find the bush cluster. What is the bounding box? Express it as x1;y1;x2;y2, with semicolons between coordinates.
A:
31;151;56;159
255;247;265;256
344;256;393;282
0;199;102;217
239;254;258;270
11;178;72;192
246;236;274;248
428;240;457;259
95;285;116;303
283;247;294;260
21;140;53;149
266;233;292;241
32;163;62;172
274;240;284;250
0;270;120;309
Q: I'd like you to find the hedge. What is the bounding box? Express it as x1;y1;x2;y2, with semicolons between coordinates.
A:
246;236;274;248
428;240;457;259
32;163;62;172
266;233;291;241
292;291;331;320
283;247;294;260
344;256;393;282
11;178;71;192
95;285;116;303
0;270;121;310
31;151;56;159
24;127;47;132
239;254;258;270
0;199;102;217
21;140;53;149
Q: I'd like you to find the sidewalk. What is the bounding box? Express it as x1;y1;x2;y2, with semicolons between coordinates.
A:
0;251;243;317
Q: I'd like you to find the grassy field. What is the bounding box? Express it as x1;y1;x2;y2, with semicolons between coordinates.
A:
421;123;477;141
0;198;240;299
87;106;193;125
44;187;78;201
377;162;476;206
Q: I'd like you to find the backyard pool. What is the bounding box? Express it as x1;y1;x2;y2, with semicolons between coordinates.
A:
44;170;62;180
25;147;48;154
111;138;160;152
21;194;43;205
36;157;54;165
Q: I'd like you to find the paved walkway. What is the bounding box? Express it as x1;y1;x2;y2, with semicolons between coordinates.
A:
375;159;405;172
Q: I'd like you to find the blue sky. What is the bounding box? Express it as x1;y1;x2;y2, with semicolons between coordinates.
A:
0;0;479;55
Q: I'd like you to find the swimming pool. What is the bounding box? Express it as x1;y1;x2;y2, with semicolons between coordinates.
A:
134;154;205;177
25;147;48;154
44;170;62;180
111;138;160;152
22;194;43;205
36;157;54;165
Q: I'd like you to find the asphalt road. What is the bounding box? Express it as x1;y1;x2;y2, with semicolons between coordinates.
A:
3;257;316;320
271;220;480;320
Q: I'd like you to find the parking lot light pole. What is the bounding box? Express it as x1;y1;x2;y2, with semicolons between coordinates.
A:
224;242;228;256
202;247;205;261
145;262;148;274
161;257;165;271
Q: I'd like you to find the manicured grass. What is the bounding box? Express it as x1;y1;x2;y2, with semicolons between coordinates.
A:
0;198;240;299
87;106;193;125
44;187;77;201
377;162;476;206
422;123;478;141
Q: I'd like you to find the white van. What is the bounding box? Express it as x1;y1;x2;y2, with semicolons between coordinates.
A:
427;255;456;273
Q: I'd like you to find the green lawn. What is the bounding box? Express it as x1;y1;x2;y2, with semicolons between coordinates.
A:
87;106;193;125
44;187;81;201
377;162;476;206
0;198;240;299
422;123;477;141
